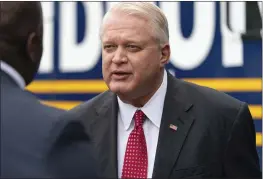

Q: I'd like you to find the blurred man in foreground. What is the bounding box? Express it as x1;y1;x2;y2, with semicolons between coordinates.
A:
65;2;261;178
0;2;97;178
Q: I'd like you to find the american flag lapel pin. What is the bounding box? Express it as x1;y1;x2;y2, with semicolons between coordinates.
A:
169;124;178;131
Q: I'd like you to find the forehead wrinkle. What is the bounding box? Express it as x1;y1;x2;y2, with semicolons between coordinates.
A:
102;24;155;46
101;11;154;39
103;28;141;43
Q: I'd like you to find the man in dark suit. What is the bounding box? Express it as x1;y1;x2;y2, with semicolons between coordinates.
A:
0;2;97;178
65;2;261;178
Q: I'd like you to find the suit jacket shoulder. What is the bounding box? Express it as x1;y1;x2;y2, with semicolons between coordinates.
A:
173;77;244;122
1;72;66;177
66;90;116;125
1;71;98;178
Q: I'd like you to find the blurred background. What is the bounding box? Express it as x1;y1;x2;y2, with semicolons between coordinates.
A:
26;1;262;168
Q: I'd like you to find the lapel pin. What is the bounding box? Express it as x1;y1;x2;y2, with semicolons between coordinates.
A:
169;124;178;131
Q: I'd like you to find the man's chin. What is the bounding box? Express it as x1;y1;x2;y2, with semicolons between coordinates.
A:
111;87;128;95
109;85;132;96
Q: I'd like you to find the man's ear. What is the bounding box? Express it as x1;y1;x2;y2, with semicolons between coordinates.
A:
160;43;170;67
26;32;38;63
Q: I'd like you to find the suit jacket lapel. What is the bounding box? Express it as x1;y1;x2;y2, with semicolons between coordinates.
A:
152;73;195;179
89;92;118;178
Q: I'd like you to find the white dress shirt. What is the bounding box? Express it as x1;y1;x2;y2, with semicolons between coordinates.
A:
117;70;168;178
0;60;26;89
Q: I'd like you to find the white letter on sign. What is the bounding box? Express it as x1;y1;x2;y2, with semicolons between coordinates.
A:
39;2;54;74
220;2;244;67
59;2;103;73
160;2;215;70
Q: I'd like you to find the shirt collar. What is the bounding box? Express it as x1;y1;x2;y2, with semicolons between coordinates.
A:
0;60;26;89
118;70;168;130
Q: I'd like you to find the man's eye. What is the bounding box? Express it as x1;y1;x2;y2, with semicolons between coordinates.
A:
127;45;138;49
104;45;117;49
126;45;140;51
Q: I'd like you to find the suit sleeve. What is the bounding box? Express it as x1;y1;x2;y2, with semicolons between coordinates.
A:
223;102;261;177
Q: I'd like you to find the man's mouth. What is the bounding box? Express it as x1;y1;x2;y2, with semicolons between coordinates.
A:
112;71;131;80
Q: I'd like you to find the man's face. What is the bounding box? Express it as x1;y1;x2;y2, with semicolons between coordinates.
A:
101;12;167;100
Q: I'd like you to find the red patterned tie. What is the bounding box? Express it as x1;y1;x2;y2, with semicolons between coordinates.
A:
121;110;148;179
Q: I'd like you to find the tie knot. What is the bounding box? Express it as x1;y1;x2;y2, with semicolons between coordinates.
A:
133;110;145;128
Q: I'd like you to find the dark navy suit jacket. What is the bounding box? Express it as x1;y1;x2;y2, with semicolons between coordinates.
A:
1;70;97;178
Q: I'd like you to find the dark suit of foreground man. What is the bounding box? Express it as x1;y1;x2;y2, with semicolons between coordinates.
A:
65;2;261;178
0;2;97;178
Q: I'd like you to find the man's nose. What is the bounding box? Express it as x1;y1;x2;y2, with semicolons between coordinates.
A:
112;46;128;64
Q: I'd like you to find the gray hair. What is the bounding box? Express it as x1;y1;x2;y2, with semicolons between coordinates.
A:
100;2;169;45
